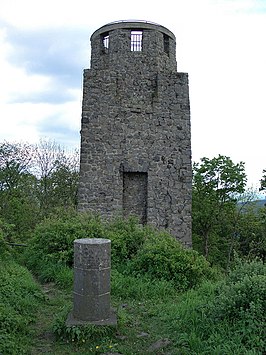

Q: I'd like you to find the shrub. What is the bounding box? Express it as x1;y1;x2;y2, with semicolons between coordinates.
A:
227;256;265;283
0;229;8;256
209;258;266;326
105;217;146;266
24;213;215;292
0;219;15;258
211;274;266;322
207;260;266;353
128;231;216;291
24;211;104;271
23;213;147;285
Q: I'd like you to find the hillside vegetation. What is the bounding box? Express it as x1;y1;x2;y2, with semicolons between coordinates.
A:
1;143;266;353
1;214;265;354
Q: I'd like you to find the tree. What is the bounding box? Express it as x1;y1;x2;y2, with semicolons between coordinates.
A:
192;155;247;264
0;141;35;192
34;139;79;215
43;154;79;209
0;142;39;239
236;204;266;262
0;140;80;239
260;169;266;192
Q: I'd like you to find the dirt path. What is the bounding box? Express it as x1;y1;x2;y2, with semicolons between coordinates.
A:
30;282;73;354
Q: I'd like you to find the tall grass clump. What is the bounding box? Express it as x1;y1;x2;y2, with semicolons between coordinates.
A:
164;258;266;354
111;269;177;301
0;257;44;354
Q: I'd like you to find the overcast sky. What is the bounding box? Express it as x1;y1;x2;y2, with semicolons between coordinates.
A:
0;0;265;192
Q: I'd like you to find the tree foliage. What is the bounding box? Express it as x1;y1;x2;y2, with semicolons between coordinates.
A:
0;140;79;240
192;155;247;265
260;168;266;192
34;139;79;215
0;142;35;192
193;155;247;200
1;141;265;264
236;204;266;261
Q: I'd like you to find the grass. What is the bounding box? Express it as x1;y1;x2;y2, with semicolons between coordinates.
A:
1;256;265;354
1;214;265;354
28;263;266;354
0;256;44;354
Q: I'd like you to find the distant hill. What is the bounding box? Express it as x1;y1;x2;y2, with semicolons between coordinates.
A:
238;199;266;212
254;199;266;208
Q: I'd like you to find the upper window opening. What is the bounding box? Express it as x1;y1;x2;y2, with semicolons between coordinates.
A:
163;34;170;55
102;32;109;52
131;30;143;52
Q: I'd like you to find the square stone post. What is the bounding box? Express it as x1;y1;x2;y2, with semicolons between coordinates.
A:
67;238;117;326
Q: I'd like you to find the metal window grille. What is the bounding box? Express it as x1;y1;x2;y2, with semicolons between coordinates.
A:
131;30;142;51
102;33;109;51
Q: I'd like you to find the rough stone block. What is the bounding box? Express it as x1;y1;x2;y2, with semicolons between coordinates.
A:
73;292;110;321
73;267;110;296
67;238;116;325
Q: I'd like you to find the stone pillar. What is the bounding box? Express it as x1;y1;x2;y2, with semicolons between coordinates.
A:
67;238;117;326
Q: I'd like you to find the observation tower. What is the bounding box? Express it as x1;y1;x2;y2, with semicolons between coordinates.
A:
78;20;192;246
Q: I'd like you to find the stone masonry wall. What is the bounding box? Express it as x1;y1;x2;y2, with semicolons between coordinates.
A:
123;172;148;224
78;21;192;246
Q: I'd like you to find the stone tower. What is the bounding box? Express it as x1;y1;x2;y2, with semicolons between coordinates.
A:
78;20;192;246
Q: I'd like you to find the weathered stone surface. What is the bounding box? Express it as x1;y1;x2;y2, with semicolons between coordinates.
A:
123;172;148;224
74;238;111;269
66;309;117;326
78;20;192;247
73;292;110;321
72;238;113;322
73;268;110;296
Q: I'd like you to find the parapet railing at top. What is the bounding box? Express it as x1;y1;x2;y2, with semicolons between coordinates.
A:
91;20;175;41
104;19;162;26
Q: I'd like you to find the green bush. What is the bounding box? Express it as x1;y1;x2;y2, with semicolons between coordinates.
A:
105;217;146;266
24;212;217;292
207;261;266;353
1;195;40;241
227;256;266;283
209;257;266;333
23;213;147;285
24;212;104;269
0;229;8;256
0;219;15;258
128;231;216;291
210;274;265;319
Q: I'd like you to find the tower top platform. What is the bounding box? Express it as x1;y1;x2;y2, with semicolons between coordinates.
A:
91;20;175;41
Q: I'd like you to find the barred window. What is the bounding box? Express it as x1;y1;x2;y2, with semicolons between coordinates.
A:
102;32;109;52
131;30;142;51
